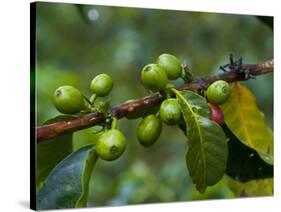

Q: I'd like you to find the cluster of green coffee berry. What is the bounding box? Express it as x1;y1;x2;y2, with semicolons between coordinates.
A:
51;53;232;161
53;73;113;114
136;53;231;147
52;74;126;161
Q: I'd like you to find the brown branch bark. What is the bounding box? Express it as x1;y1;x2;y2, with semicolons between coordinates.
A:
36;59;273;142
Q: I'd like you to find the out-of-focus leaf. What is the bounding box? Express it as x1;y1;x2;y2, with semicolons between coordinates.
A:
37;145;98;210
221;83;273;163
191;177;235;200
73;126;104;151
226;176;273;197
256;16;273;30
37;115;75;191
222;124;273;182
173;89;228;193
75;4;91;24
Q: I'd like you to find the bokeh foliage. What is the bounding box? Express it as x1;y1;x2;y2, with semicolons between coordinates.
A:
36;2;273;206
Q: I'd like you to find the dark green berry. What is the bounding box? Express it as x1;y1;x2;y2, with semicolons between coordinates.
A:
206;80;231;105
53;85;85;114
159;98;182;125
90;74;113;97
141;64;168;92
137;115;162;147
158;53;182;80
96;129;126;161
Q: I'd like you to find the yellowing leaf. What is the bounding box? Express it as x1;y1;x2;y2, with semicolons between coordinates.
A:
226;176;273;197
221;83;273;158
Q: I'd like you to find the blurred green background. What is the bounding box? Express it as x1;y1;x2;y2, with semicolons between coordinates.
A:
35;2;273;207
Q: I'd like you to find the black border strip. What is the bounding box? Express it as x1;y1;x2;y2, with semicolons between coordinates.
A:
30;2;36;210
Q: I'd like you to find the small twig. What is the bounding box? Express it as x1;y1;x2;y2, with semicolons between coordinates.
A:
36;58;273;142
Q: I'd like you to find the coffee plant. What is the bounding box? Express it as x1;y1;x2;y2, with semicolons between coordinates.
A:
36;54;274;209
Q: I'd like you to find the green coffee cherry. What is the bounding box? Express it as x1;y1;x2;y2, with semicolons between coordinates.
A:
159;98;182;125
206;80;231;105
141;64;168;92
158;53;182;80
53;85;85;114
96;129;126;161
137;115;162;147
90;74;113;97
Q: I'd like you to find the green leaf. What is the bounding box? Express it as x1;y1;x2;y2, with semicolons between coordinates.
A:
37;134;73;192
173;89;228;193
37;145;98;210
37;116;75;191
221;83;273;162
180;90;211;118
222;124;273;182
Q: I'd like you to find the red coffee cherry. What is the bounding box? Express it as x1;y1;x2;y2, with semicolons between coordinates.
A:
208;103;224;125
